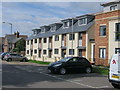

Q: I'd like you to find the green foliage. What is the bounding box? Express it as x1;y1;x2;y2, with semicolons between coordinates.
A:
93;66;109;75
29;60;51;65
12;48;19;52
16;39;26;53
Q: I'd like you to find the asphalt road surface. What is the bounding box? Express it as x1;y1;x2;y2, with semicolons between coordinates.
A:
2;60;117;89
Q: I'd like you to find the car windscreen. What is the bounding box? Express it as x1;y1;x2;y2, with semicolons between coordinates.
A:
59;57;72;62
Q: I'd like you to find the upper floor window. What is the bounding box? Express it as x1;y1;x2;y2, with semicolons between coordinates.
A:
115;23;120;41
34;39;37;43
27;41;29;45
110;5;117;11
43;38;47;43
64;22;70;28
79;18;87;25
69;33;75;40
55;35;59;41
78;33;82;40
100;25;106;36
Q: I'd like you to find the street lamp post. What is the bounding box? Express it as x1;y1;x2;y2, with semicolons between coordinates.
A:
2;22;12;34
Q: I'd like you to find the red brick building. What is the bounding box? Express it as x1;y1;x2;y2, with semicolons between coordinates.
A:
3;31;28;52
95;1;120;66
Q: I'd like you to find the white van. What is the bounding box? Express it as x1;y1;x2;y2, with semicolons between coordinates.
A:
109;53;120;89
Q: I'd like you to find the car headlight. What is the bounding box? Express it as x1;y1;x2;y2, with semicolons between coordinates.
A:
53;63;62;67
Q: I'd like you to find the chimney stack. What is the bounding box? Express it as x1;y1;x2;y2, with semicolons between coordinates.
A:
16;31;20;38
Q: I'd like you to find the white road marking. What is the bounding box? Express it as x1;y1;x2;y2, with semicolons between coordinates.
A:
39;71;110;89
13;64;110;89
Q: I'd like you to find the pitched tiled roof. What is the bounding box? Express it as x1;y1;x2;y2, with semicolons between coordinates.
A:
27;20;94;40
5;34;27;43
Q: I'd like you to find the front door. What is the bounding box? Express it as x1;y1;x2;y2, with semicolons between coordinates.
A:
78;49;82;57
61;49;66;58
49;50;52;58
91;44;95;63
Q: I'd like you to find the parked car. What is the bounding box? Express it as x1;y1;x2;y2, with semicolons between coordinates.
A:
4;53;28;62
0;52;10;60
48;57;92;75
109;53;120;89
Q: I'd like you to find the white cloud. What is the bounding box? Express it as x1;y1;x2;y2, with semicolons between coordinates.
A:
44;2;71;8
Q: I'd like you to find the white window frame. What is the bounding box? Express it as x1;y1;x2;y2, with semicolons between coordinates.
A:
110;5;117;11
78;18;87;26
41;28;45;33
63;22;70;28
99;48;106;59
51;26;56;32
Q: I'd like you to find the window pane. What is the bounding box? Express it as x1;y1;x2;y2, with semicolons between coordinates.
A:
100;25;106;36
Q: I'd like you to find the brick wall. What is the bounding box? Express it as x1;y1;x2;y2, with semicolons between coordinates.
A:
95;10;120;66
82;32;86;57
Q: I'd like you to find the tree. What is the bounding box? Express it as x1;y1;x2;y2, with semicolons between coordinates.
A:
15;38;26;53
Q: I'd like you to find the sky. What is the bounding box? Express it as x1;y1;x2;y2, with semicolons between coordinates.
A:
1;1;112;37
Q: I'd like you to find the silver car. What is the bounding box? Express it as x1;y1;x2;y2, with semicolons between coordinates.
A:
4;53;28;62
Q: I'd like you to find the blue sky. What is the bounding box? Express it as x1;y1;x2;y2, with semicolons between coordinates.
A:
1;1;111;37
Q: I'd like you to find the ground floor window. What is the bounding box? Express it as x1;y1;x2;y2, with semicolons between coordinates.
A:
99;48;106;59
54;49;59;54
69;49;74;55
115;48;120;54
43;50;47;54
34;49;37;54
27;50;29;54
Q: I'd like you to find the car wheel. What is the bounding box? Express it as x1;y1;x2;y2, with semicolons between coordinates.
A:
7;58;12;62
59;68;66;75
111;83;120;89
22;58;26;62
85;67;92;74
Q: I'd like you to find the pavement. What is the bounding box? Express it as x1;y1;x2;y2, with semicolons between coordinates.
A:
1;60;117;89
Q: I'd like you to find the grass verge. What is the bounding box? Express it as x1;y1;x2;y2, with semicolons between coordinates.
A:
92;66;109;75
28;60;51;65
28;60;109;75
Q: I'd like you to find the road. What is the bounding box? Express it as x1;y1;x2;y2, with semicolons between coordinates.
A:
2;60;116;89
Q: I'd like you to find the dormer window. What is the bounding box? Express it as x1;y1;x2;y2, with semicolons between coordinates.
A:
79;18;87;25
41;28;45;33
33;31;37;35
64;22;70;28
110;5;117;11
51;26;55;32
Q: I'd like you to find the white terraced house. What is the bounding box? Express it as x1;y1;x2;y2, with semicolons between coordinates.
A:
26;14;95;63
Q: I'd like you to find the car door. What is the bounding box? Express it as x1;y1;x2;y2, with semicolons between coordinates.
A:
16;54;22;61
65;57;79;72
76;57;87;71
10;54;17;61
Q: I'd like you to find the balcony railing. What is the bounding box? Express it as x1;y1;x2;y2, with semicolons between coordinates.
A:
38;43;42;49
61;41;65;47
30;45;33;49
78;40;82;46
48;42;52;49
